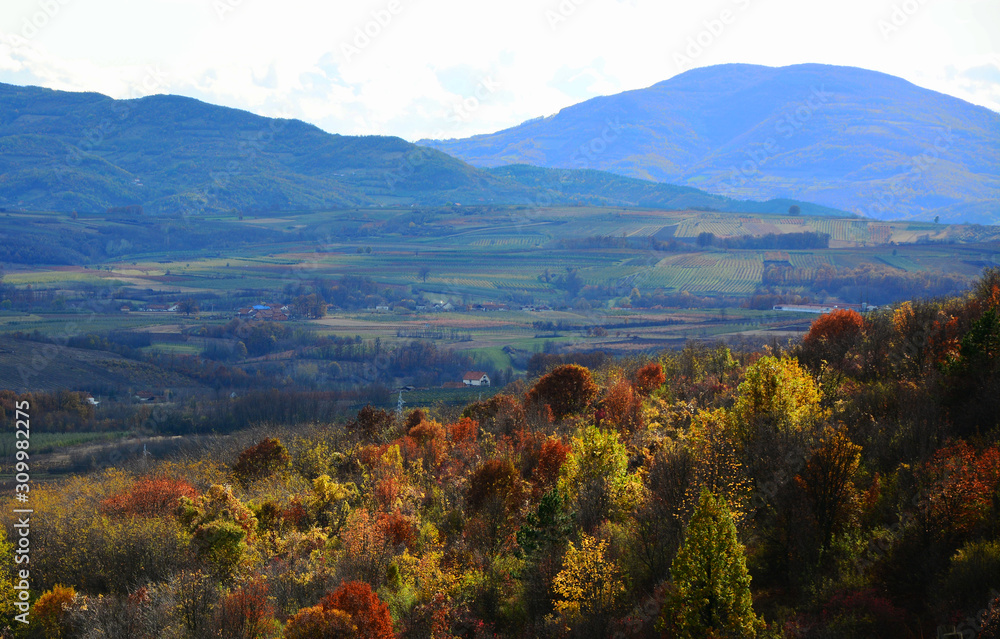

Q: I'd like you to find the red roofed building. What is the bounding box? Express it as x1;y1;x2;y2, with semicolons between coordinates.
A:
462;371;490;387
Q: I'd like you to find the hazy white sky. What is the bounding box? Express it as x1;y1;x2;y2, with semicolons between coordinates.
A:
1;0;997;141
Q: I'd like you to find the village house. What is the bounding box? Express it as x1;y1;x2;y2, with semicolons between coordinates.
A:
236;303;291;321
144;303;179;312
462;371;490;387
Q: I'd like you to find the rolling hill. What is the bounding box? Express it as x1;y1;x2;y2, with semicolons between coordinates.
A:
0;82;842;217
421;63;1000;224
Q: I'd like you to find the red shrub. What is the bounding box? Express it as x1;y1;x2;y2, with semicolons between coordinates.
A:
805;308;865;346
461;394;527;436
321;581;394;639
283;605;355;639
511;427;546;480
356;444;388;469
214;578;277;639
348;404;396;439
33;585;76;639
449;417;478;448
535;437;570;488
280;499;310;532
919;440;1000;542
467;458;523;513
404;408;427;430
633;362;666;396
374;476;402;511
100;477;198;517
377;510;416;549
601;380;645;437
408;420;445;445
233;438;290;484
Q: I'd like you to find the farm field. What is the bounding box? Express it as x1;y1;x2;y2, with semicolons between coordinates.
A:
3;204;998;398
4;206;997;304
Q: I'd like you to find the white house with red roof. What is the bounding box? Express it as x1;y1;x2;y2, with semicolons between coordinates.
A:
462;371;490;386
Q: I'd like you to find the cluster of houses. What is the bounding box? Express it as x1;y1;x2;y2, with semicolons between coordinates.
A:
120;303;180;313
235;303;292;321
373;301;552;314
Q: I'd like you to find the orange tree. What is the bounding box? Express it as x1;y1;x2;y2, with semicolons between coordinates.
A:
283;581;393;639
801;308;865;372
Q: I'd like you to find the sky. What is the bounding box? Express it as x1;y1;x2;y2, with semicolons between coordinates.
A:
1;0;998;142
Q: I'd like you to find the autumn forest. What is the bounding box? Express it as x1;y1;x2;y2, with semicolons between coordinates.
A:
0;269;998;638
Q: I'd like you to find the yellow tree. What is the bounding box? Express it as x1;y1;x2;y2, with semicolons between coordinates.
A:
552;534;625;627
687;408;751;524
0;528;15;629
730;354;822;450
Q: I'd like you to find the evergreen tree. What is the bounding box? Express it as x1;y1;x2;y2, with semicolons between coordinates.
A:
660;489;762;638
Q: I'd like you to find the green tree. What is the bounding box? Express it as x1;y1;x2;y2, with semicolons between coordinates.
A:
788;204;801;216
178;298;200;316
660;489;762;638
557;424;642;531
177;485;257;576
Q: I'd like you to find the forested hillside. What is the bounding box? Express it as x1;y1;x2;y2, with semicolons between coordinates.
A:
2;270;1000;637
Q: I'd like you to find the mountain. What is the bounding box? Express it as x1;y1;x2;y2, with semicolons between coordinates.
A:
0;82;844;217
421;64;1000;224
484;164;845;216
0;83;508;214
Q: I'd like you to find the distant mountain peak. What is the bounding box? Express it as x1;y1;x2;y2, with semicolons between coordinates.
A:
420;63;1000;224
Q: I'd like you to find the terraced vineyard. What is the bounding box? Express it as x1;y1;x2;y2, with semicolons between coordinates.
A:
3;205;996;315
633;253;764;294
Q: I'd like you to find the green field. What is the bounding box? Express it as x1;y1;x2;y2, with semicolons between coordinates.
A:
5;206;996;303
2;205;998;383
